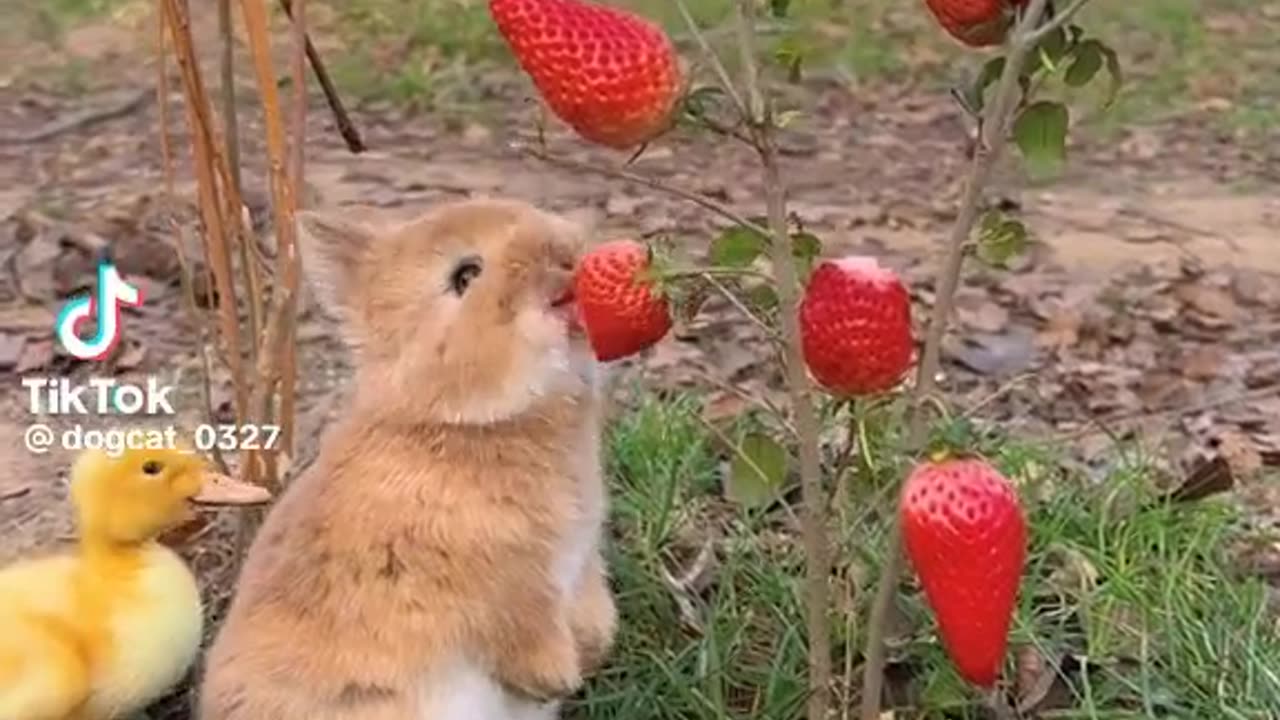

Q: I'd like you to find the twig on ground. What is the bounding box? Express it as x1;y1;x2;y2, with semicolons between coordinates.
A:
728;1;831;717
514;143;772;238
859;1;1062;717
0;88;150;145
279;0;366;152
962;372;1035;418
1;487;32;502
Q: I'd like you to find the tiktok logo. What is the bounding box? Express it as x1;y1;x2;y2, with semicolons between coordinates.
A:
55;260;144;361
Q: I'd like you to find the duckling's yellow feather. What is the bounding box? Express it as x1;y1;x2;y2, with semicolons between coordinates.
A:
0;446;210;720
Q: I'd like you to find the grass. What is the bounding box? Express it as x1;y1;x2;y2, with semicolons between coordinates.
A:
570;391;1280;719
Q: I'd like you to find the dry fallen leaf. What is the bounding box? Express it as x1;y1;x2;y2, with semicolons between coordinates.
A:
13;338;53;374
0;304;55;332
1037;308;1082;350
1213;432;1263;480
0;332;25;369
1174;282;1240;327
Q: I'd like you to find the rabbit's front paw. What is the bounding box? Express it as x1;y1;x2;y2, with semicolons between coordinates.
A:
498;617;583;702
570;562;617;673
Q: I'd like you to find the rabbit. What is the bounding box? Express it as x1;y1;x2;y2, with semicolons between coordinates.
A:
197;197;617;720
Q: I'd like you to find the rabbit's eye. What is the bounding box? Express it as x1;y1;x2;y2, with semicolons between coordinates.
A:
142;460;164;476
449;257;483;296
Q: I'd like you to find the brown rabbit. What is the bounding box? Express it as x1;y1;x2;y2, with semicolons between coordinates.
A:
198;198;616;719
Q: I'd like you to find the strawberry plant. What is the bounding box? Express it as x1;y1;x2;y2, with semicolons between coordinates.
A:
490;0;1123;717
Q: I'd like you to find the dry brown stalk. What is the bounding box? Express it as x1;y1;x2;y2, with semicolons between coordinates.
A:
160;0;252;480
216;0;265;375
238;0;302;486
155;13;231;475
279;0;308;455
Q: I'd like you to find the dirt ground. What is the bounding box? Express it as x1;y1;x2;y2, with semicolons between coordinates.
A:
1;2;1278;713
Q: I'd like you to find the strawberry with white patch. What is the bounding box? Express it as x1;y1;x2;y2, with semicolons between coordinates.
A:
798;255;916;397
199;198;616;720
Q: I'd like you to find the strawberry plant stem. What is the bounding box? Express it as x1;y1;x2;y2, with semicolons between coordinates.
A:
670;0;747;118
517;144;772;238
660;267;773;281
730;1;831;717
856;1;1069;717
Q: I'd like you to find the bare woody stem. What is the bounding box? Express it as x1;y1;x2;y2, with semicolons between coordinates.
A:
858;0;1064;717
731;1;831;718
516;143;772;238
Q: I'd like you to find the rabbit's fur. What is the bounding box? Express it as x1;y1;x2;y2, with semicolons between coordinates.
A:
198;198;615;719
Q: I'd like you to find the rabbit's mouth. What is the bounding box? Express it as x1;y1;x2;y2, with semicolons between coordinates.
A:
551;287;584;333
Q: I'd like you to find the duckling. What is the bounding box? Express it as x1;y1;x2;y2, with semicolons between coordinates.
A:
0;444;270;720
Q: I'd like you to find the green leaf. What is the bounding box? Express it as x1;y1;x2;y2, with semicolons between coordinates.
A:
975;210;1030;268
680;84;730;124
1012;101;1069;180
961;56;1005;116
710;226;768;267
791;231;822;278
769;0;791;18
1065;39;1104;88
1097;41;1125;110
745;284;779;313
727;432;789;508
1036;25;1070;68
773;37;805;83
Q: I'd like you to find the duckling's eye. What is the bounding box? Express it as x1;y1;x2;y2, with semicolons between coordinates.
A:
142;460;164;476
448;256;483;296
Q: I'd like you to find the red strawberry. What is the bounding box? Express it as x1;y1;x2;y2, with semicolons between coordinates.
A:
573;239;672;361
900;456;1027;687
922;0;1030;47
798;256;914;396
489;0;683;149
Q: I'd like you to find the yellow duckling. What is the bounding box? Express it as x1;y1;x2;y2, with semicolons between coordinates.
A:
0;444;269;720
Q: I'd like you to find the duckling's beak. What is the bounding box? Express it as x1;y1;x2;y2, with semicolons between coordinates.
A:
191;472;273;506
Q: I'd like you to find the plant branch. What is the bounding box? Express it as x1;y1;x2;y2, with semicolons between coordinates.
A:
669;0;747;117
516;143;772;238
217;0;241;192
660;266;773;282
239;0;302;487
280;0;308;456
1027;0;1092;44
217;0;264;376
858;1;1059;717
156;4;229;476
161;0;250;445
278;0;366;152
698;272;777;340
729;1;830;718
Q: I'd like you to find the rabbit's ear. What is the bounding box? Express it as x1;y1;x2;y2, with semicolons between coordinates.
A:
297;210;377;319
